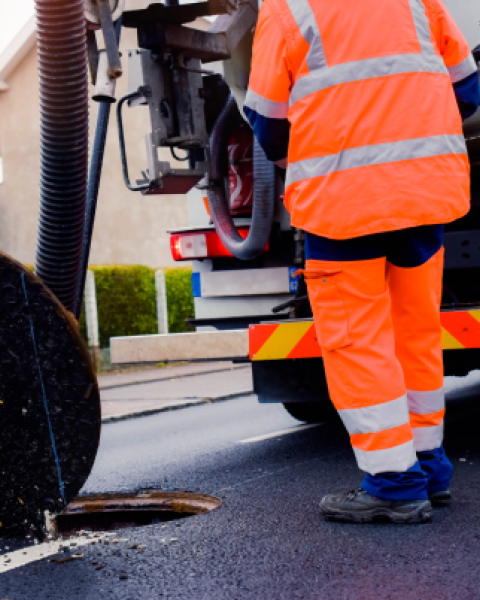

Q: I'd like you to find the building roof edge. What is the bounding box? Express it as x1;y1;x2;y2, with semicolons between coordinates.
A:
0;15;36;85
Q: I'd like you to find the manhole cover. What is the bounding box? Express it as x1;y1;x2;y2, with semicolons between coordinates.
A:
54;492;222;536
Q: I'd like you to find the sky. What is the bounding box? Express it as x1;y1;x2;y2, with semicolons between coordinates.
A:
0;0;35;56
0;0;213;58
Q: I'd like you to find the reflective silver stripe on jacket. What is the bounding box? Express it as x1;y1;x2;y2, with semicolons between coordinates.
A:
291;53;446;104
286;135;466;186
407;0;437;57
447;54;478;84
285;0;327;72
286;0;447;105
244;88;289;119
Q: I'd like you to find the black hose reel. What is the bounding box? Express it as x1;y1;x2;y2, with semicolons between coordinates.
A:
0;254;100;537
0;0;103;537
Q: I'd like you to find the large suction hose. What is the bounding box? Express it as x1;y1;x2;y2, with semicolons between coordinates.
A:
34;0;89;312
207;96;275;261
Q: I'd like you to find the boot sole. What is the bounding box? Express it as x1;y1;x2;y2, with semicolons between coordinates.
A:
429;490;451;504
320;502;433;524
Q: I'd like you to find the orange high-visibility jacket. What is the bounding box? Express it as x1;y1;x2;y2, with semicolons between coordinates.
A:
244;0;478;239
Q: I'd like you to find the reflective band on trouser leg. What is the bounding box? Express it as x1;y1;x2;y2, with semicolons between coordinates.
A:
344;406;417;475
408;388;445;452
353;441;417;476
304;257;417;476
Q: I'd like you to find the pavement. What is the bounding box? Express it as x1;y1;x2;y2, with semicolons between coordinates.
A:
98;362;253;422
3;369;480;598
97;362;249;390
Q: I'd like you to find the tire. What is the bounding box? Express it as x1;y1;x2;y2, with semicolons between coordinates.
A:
283;401;338;424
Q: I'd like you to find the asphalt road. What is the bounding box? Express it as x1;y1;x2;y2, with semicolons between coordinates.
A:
3;371;480;599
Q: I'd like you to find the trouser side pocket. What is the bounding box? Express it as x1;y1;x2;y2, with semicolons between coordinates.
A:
298;267;352;351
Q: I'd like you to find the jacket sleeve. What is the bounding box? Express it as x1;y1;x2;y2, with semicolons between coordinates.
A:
425;0;480;120
426;0;478;83
243;1;291;164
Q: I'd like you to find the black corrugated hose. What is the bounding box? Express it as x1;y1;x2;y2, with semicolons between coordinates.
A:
207;96;275;261
34;0;89;312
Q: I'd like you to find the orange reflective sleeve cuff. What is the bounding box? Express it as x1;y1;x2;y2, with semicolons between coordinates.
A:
247;1;292;105
427;0;475;74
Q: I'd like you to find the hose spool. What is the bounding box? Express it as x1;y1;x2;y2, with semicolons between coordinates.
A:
0;254;100;536
12;0;101;538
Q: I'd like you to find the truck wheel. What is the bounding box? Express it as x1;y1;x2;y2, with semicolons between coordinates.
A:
283;402;338;424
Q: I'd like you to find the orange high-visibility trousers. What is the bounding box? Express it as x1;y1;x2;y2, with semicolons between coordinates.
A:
303;248;444;475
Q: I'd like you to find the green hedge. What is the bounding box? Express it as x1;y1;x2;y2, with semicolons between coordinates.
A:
164;268;195;334
80;265;194;348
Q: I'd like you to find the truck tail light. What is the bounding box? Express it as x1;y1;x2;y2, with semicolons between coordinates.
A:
170;228;268;261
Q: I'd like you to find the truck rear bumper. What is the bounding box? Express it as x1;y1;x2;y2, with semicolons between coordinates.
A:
111;330;249;364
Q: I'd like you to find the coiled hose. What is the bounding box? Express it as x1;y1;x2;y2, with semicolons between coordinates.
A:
34;0;89;312
207;96;275;261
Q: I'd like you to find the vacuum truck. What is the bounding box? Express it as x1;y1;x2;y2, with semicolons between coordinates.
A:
109;0;480;424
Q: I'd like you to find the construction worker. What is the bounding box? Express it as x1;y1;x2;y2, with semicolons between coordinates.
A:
244;0;480;523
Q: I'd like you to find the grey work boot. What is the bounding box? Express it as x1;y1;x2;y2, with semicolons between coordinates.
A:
429;489;451;504
320;489;432;524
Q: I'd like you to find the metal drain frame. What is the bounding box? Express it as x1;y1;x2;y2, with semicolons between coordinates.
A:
54;491;222;535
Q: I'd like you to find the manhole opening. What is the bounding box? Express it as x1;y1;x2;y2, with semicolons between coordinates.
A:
54;491;222;536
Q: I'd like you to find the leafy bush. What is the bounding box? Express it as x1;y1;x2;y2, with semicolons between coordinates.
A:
25;263;195;347
90;265;157;348
164;267;194;334
77;265;194;347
